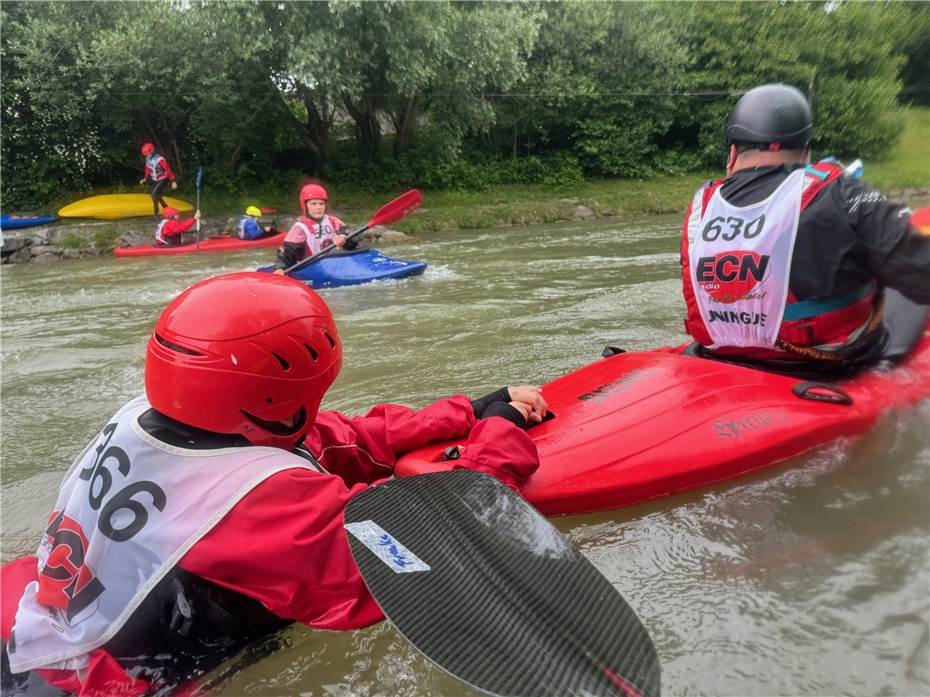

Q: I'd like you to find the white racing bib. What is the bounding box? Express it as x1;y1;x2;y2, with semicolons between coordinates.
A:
295;215;340;256
8;395;316;673
688;168;806;348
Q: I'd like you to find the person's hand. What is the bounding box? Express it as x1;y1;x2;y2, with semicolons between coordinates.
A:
139;179;146;185
264;226;273;233
507;385;547;422
170;181;178;190
273;268;286;275
332;234;347;248
193;210;201;220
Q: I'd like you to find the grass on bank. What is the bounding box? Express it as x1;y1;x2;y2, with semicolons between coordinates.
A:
198;106;930;234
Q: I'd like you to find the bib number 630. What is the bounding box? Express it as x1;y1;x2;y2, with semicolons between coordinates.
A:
702;214;766;242
78;423;167;542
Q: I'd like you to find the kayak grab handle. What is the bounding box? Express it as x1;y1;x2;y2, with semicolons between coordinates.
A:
791;382;853;406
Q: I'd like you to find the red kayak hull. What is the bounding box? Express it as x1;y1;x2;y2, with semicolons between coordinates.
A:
397;327;930;517
114;232;285;257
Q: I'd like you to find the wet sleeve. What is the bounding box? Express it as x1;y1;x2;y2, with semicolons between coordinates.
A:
178;468;386;630
453;417;540;491
309;396;477;485
843;179;930;303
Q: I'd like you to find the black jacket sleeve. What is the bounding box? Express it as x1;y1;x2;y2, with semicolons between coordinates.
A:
338;224;359;251
274;241;306;270
841;179;930;304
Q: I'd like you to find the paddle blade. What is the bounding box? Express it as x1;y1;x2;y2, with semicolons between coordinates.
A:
195;167;204;189
367;189;422;229
345;470;660;697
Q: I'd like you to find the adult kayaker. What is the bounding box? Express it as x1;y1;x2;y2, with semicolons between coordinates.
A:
272;184;357;273
680;83;930;368
139;143;177;218
238;205;277;240
0;272;544;696
154;206;201;246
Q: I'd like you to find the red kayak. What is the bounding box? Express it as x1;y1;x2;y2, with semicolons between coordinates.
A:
397;291;930;517
114;232;285;257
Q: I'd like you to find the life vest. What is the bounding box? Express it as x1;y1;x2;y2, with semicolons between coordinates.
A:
294;215;343;256
238;216;261;240
681;162;877;354
6;395;318;674
154;219;170;244
145;154;169;182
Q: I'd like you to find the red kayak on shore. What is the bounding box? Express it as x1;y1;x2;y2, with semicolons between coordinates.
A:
114;232;285;257
397;291;930;517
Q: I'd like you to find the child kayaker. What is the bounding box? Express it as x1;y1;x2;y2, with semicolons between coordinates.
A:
0;272;543;696
139;143;177;218
238;205;277;240
155;206;200;246
272;184;356;273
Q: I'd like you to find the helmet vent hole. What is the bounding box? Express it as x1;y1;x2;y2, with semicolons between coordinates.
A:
154;332;203;356
271;352;290;371
266;397;273;404
325;333;336;350
304;344;318;362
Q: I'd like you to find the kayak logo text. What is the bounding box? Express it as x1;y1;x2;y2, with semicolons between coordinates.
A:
713;409;788;438
579;368;658;404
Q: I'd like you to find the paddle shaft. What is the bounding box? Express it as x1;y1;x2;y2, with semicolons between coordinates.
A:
195;167;203;253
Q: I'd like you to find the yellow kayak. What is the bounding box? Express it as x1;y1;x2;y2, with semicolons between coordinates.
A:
58;194;193;220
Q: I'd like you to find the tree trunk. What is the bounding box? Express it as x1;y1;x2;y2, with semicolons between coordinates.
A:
390;95;420;158
344;95;382;163
275;84;330;169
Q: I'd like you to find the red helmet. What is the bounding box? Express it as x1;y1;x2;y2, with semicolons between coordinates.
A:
141;142;155;156
161;206;179;218
299;184;328;214
145;272;342;449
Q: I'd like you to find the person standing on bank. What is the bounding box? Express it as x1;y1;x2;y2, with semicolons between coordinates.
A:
139;142;177;218
273;184;356;273
0;273;544;696
680;83;930;368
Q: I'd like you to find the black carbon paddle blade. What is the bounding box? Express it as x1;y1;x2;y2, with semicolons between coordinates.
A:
345;470;660;697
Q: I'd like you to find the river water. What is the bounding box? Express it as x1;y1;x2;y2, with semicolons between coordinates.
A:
1;215;927;696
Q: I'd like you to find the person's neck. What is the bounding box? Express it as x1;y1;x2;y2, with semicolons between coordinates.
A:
727;147;808;177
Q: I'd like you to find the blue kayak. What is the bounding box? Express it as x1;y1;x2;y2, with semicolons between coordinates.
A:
0;214;56;230
259;248;427;288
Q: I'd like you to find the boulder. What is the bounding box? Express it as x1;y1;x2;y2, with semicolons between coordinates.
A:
572;205;596;221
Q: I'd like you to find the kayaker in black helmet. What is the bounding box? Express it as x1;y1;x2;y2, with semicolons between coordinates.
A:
679;83;930;368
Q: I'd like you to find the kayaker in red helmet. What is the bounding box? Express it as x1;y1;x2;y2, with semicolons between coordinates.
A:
680;83;930;369
139;142;177;218
154;205;200;246
0;273;544;696
272;183;356;273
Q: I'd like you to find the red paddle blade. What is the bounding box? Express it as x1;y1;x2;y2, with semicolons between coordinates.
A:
367;190;422;229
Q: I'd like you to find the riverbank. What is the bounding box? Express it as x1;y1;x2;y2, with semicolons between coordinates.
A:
4;106;927;263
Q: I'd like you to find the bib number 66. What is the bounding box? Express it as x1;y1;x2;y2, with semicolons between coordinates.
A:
79;423;167;542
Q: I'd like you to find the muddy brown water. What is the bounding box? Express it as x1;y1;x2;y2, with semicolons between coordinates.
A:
1;215;927;696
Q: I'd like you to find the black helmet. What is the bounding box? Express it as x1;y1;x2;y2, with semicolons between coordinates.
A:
725;84;813;149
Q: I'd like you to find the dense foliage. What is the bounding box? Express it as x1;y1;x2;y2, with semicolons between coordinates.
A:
1;0;924;209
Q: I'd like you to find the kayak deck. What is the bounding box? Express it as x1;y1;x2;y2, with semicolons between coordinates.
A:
0;215;56;230
262;248;427;289
115;232;285;257
397;320;930;517
59;194;193;220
